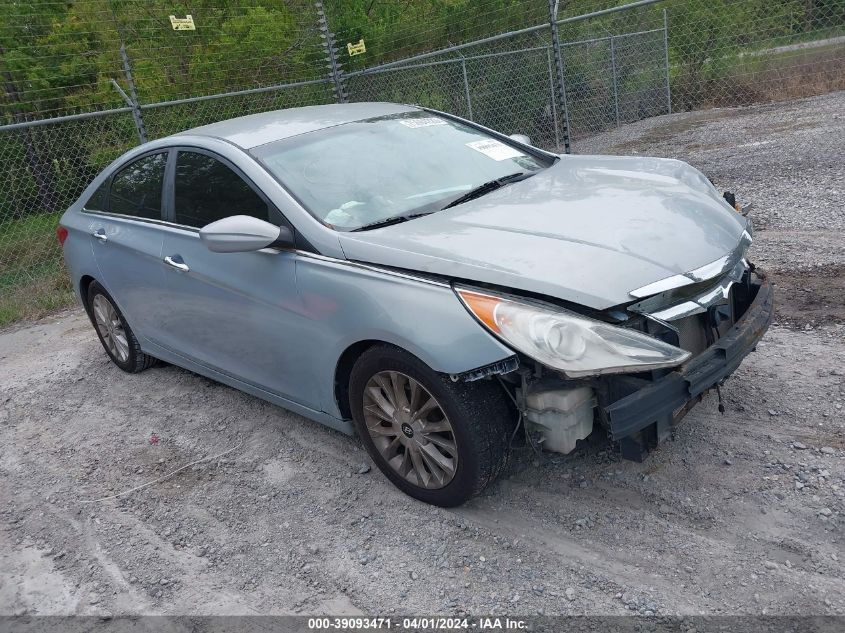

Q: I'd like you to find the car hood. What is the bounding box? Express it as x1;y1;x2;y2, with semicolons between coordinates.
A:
338;154;749;310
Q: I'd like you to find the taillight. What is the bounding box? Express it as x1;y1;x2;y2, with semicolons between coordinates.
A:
56;226;69;246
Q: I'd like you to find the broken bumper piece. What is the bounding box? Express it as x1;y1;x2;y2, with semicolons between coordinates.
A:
603;272;773;460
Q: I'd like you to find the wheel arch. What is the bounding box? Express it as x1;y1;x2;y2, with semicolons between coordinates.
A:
79;274;97;321
334;339;397;420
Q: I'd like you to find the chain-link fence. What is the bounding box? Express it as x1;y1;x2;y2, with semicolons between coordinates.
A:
2;0;844;325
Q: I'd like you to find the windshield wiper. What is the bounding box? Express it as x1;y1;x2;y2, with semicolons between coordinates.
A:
350;211;434;232
441;172;533;210
350;171;535;231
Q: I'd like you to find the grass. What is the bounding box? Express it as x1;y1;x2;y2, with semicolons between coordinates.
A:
678;41;845;109
0;212;75;328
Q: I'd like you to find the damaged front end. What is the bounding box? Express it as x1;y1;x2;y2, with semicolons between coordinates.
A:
454;241;773;462
598;264;772;460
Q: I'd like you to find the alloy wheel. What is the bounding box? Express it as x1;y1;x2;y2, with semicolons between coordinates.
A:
92;294;130;363
362;370;458;489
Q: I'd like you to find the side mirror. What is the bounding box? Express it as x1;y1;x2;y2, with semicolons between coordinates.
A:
199;215;293;253
508;133;532;146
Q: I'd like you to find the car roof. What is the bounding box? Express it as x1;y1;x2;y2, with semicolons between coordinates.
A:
173;102;419;149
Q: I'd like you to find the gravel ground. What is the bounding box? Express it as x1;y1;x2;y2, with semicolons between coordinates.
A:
2;93;844;617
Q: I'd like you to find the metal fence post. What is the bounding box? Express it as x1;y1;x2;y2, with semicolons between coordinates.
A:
663;8;672;115
548;0;572;153
119;45;147;143
315;1;347;103
546;47;561;150
460;57;474;120
610;36;620;127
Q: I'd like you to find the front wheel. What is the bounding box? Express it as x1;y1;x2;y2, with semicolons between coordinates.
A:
349;345;511;506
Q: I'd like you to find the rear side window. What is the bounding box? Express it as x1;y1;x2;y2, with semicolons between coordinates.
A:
109;153;167;219
85;180;109;211
173;151;268;228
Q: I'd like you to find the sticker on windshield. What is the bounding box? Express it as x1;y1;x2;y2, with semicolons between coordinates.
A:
466;139;524;161
399;117;448;128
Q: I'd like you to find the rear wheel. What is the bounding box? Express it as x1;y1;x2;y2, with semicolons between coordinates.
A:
87;281;157;373
349;345;510;506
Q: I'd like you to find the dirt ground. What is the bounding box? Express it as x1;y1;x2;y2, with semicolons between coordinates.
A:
1;93;844;617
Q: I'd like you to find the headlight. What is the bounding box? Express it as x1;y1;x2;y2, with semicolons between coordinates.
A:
456;288;691;378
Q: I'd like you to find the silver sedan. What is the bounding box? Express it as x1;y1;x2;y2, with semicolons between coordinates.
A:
58;103;772;506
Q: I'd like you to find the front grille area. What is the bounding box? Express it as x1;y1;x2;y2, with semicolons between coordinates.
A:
670;284;738;356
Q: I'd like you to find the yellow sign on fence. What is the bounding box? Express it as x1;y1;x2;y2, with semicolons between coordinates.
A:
347;39;366;56
169;15;196;31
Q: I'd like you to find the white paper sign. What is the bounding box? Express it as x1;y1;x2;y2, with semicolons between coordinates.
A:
399;117;448;128
466;139;524;161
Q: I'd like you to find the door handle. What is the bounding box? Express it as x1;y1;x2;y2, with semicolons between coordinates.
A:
164;255;190;272
92;229;107;242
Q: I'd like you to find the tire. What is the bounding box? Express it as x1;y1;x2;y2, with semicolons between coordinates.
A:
86;281;157;373
349;344;510;507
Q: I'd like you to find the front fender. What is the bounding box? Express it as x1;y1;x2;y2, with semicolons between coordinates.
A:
294;256;514;418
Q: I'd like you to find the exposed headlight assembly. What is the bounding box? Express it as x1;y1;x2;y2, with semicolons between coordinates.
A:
456;288;691;378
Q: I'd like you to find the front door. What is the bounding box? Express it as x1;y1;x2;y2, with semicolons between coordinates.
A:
155;149;318;407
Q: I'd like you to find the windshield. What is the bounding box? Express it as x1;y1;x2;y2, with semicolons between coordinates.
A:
250;111;553;231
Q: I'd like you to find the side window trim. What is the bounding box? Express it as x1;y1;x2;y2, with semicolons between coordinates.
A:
162;147;177;224
169;145;290;231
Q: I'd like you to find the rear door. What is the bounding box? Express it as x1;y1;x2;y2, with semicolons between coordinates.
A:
86;150;169;344
155;148;318;407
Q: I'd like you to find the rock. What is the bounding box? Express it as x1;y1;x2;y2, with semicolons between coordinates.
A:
724;458;733;466
356;463;371;475
820;447;835;455
819;508;832;517
410;571;418;580
763;561;778;570
565;587;575;601
768;410;778;416
792;442;808;450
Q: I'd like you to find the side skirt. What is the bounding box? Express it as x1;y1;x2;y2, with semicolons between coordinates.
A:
140;338;355;436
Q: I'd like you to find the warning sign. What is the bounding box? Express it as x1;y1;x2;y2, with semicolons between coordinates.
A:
347;39;366;56
169;15;196;31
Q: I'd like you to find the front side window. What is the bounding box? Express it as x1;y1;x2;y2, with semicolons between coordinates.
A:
250;111;553;231
174;151;268;228
109;153;167;219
